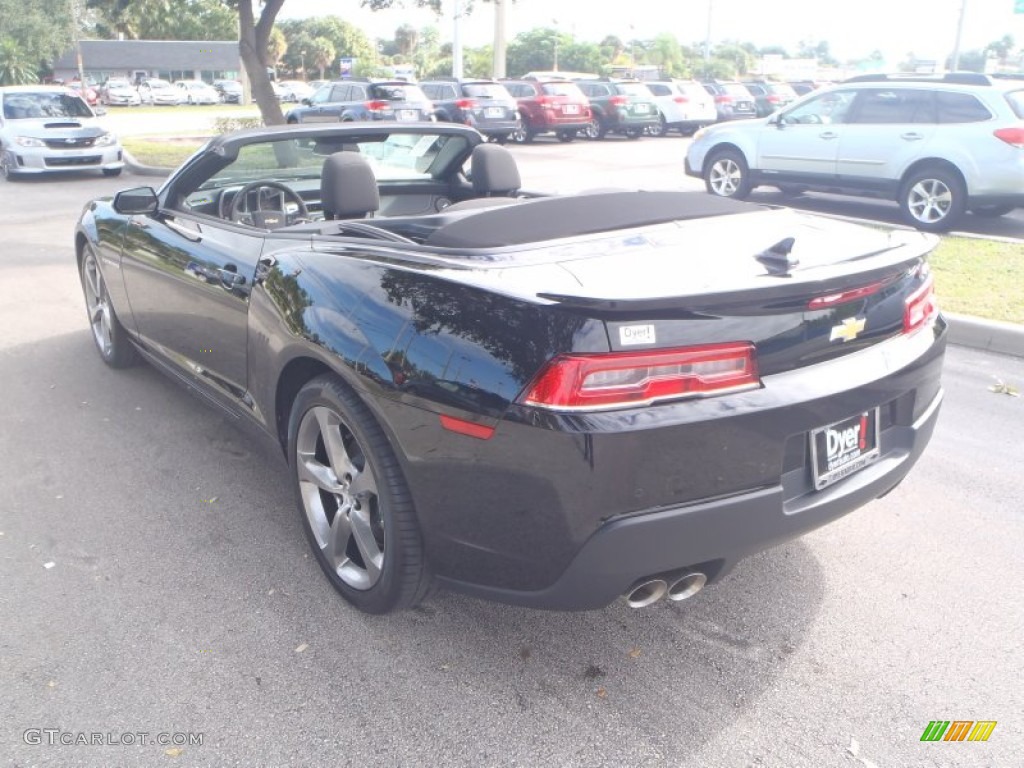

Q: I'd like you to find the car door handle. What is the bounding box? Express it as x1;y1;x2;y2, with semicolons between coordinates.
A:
900;132;924;141
219;267;246;286
818;131;839;140
165;218;202;242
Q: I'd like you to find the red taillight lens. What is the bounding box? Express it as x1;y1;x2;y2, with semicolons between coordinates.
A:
520;343;759;410
715;94;733;104
609;95;628;106
365;100;388;111
904;274;938;334
455;98;477;109
673;95;689;104
994;127;1024;148
808;281;884;309
538;96;554;107
768;94;781;103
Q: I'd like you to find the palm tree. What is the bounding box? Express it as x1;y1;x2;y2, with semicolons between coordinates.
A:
310;37;336;80
0;40;37;85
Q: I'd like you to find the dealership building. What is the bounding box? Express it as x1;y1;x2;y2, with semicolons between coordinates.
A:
52;39;243;87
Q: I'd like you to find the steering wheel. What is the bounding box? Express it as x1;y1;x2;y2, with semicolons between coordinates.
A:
225;180;309;229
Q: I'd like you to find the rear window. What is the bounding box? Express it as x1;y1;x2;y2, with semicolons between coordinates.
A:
1003;89;1024;119
722;83;753;99
646;83;672;97
936;92;991;123
615;82;652;98
768;83;798;99
371;84;428;102
541;82;585;99
463;83;512;99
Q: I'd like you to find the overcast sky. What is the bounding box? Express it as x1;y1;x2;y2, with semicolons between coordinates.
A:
278;0;1024;62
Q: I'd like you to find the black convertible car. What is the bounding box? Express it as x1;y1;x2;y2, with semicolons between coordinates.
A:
75;123;946;614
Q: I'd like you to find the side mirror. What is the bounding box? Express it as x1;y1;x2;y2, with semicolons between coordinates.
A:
113;187;159;215
301;97;312;106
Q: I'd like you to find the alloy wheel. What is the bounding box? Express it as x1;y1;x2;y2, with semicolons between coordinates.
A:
82;250;113;356
906;178;954;225
709;157;743;196
296;405;384;590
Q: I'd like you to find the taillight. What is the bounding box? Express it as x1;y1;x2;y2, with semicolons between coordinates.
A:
673;95;689;104
808;281;884;309
609;95;628;106
538;96;555;107
715;94;733;104
994;127;1024;148
768;94;781;103
365;100;389;112
904;273;938;334
455;98;477;109
520;343;759;410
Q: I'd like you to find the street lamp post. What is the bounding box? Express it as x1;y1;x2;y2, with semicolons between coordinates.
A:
951;0;968;71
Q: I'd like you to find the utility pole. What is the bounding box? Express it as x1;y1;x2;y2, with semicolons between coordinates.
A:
493;0;507;78
703;0;713;78
452;0;464;78
951;0;968;71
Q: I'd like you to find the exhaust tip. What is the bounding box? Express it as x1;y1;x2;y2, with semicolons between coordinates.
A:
667;572;707;602
625;579;668;608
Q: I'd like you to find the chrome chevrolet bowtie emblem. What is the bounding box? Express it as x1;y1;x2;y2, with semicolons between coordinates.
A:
65;138;76;144
830;317;866;343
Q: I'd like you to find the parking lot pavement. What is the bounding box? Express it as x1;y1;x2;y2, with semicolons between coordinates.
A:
1;165;1021;766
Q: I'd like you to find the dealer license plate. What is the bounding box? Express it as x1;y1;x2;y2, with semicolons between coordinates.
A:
633;103;650;113
397;110;417;121
809;409;881;490
485;106;504;117
563;104;579;114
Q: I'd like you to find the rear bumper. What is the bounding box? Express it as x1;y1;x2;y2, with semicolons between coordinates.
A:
438;385;943;610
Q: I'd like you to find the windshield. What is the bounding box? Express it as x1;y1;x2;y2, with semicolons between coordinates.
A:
2;92;92;119
147;80;173;90
1005;89;1024;119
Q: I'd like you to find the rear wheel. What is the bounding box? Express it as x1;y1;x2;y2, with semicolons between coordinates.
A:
704;148;753;199
624;128;643;139
510;120;532;144
79;244;138;368
971;204;1014;218
583;116;606;140
289;374;431;614
647;115;668;137
557;130;576;143
899;166;966;232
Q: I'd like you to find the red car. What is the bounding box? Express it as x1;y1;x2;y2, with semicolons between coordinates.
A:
503;79;592;143
66;79;99;106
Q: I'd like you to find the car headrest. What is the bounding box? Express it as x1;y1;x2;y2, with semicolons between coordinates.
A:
320;152;380;220
471;143;521;197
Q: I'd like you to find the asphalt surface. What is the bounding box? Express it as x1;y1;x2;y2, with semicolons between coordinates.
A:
1;155;1022;767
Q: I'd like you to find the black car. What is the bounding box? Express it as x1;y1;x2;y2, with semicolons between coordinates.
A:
213;79;243;104
420;79;518;142
742;80;799;117
75;123;946;614
286;79;434;124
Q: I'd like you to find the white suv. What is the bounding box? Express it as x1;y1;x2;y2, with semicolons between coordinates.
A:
685;73;1024;231
644;80;717;137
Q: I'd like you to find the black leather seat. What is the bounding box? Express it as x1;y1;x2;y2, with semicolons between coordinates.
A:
443;144;523;212
320;152;380;220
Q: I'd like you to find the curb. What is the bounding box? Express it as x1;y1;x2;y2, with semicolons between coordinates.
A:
113;158;1024;360
945;313;1024;359
123;150;172;178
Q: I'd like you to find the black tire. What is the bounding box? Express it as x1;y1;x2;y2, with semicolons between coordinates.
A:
102;168;123;178
899;166;967;232
648;115;668;137
79;244;139;368
704;147;753;199
971;204;1014;218
624;128;643;139
583;116;607;140
557;130;576;143
510;120;532;144
776;184;807;197
1;148;20;180
288;374;431;614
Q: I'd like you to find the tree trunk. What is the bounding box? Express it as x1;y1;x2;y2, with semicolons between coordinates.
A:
237;0;286;126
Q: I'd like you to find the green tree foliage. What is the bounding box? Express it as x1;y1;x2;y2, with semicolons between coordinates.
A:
87;0;236;41
309;36;335;80
506;28;564;76
646;34;687;77
0;40;39;85
0;0;75;81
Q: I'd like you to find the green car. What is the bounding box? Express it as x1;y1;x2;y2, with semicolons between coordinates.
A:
576;78;660;139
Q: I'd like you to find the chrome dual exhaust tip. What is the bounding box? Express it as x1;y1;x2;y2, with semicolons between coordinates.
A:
667;572;707;601
624;579;668;608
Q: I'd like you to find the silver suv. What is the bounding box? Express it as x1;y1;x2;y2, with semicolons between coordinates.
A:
685;73;1024;231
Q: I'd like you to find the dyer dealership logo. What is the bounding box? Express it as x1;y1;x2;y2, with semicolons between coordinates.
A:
829;316;866;343
920;720;997;742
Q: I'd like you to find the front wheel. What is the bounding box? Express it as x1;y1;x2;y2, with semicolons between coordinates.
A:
289;374;431;614
704;148;753;199
1;148;19;181
899;167;966;232
509;120;532;144
79;245;138;368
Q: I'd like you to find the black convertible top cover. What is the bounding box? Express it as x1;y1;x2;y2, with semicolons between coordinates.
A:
424;190;761;249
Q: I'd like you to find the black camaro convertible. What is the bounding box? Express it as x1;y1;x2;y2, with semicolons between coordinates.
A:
75;123;946;613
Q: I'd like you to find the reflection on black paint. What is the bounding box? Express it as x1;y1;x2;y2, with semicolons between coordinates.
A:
263;267;314;338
